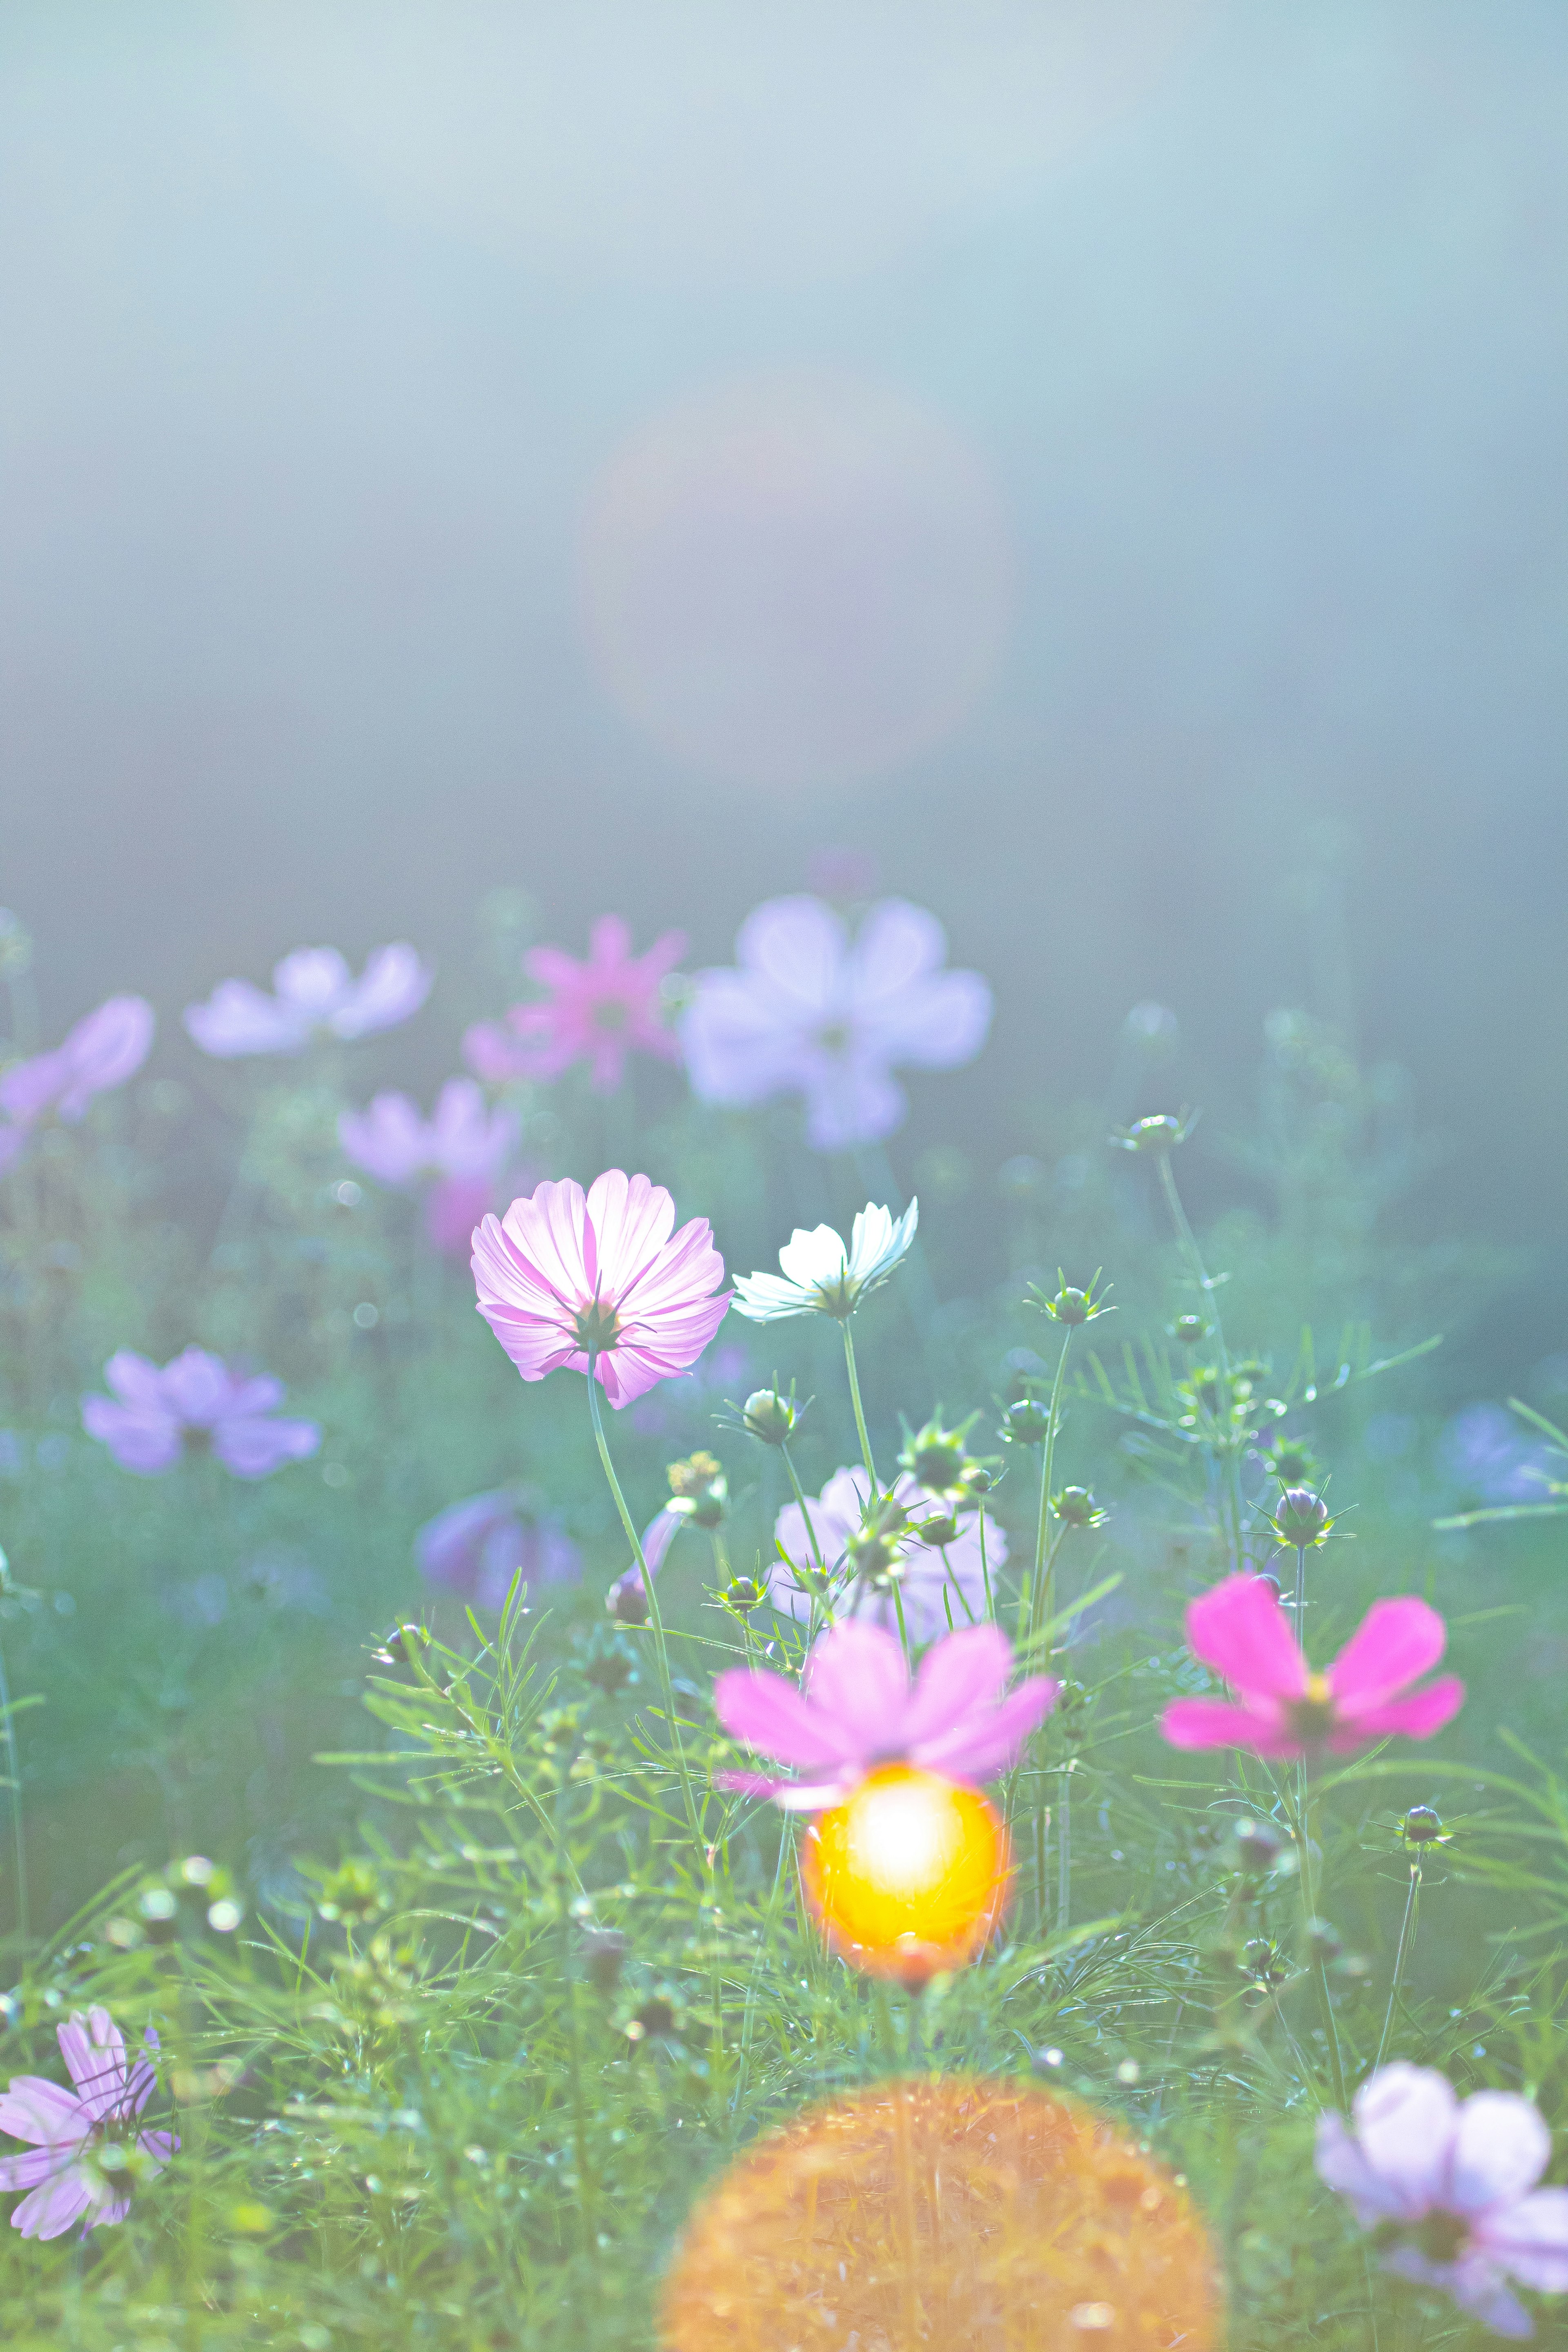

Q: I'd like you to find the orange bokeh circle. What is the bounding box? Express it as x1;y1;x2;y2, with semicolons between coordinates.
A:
661;2076;1219;2352
801;1764;1011;1984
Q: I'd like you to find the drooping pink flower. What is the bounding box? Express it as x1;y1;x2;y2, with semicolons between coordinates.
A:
1317;2064;1568;2338
416;1489;581;1611
1161;1573;1464;1760
681;895;991;1152
463;916;685;1094
472;1170;731;1408
0;996;155;1161
0;2007;175;2239
714;1621;1057;1811
183;944;432;1057
339;1078;519;1254
605;1507;684;1624
82;1348;320;1479
772;1465;1008;1645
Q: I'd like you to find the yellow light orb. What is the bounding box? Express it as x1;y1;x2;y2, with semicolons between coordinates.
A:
801;1764;1011;1984
661;2077;1219;2352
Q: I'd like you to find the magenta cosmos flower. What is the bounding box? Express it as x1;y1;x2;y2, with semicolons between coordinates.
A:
340;1078;519;1256
0;995;155;1172
416;1488;581;1611
183;944;431;1057
0;2007;175;2240
472;1170;731;1408
464;915;685;1093
681;895;991;1152
714;1621;1057;1812
82;1348;320;1479
1317;2064;1568;2338
773;1465;1008;1644
1162;1572;1464;1760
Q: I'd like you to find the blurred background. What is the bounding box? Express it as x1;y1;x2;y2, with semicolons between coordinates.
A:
3;0;1566;1358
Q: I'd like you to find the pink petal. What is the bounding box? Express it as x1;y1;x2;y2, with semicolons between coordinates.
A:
713;1768;853;1812
800;1056;907;1152
1326;1679;1465;1751
914;1676;1060;1782
1352;2065;1459;2212
713;1666;858;1771
802;1622;911;1755
58;2010;127;2121
101;1350;169;1411
1477;2188;1568;2290
1329;1597;1449;1713
211;1415;320;1479
1161;1697;1300;1757
735;896;846;1011
584;1170;676;1299
183;980;311;1057
11;2167;91;2240
1447;2094;1551;2214
1185;1574;1308;1702
81;1397;183;1475
898;1624;1012;1748
0;2079;88;2145
1316;2111;1419;2225
0;2148;66;2192
847;899;946;997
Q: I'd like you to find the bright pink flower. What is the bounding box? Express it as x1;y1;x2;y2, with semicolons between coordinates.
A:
472;1169;731;1408
416;1489;581;1611
463;916;684;1094
772;1465;1008;1645
0;2007;175;2239
1162;1573;1464;1760
681;895;991;1152
715;1621;1057;1811
1317;2064;1568;2338
0;996;155;1139
184;944;431;1057
82;1347;320;1479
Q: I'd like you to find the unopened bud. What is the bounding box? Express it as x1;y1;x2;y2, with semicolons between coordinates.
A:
1000;1398;1050;1448
606;1568;648;1627
720;1573;769;1616
913;1511;961;1548
1172;1315;1207;1348
1272;1487;1331;1546
1232;1817;1283;1874
1124;1115;1184;1154
741;1390;799;1446
1053;1486;1105;1528
370;1623;429;1668
1402;1805;1444;1846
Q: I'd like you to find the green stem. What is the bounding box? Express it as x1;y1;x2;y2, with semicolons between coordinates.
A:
584;1366;704;1848
1283;1776;1348;2111
1155;1152;1243;1572
1022;1328;1074;1655
780;1441;826;1575
1056;1760;1072;1937
1375;1863;1421;2071
841;1322;877;1490
0;1589;29;1941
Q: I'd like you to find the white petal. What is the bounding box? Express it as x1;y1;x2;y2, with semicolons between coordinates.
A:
776;1225;849;1291
1449;2094;1552;2214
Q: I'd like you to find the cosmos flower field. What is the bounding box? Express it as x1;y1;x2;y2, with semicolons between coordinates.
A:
0;887;1564;2350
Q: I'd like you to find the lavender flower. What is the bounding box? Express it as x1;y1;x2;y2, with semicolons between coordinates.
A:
0;996;154;1169
0;2007;175;2239
340;1078;519;1256
681;895;991;1151
82;1348;320;1479
1317;2064;1568;2337
183;945;431;1057
416;1489;581;1611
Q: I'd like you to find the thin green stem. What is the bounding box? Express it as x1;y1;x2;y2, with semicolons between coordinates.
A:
1155;1152;1244;1571
1282;1775;1348;2112
780;1441;826;1575
1057;1760;1072;1937
841;1321;877;1490
0;1585;29;1942
1021;1329;1074;1655
1375;1863;1421;2071
584;1367;704;1848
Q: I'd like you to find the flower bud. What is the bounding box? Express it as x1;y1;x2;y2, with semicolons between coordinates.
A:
667;1451;728;1528
913;1511;961;1548
898;1416;970;1492
1000;1398;1050;1448
1123;1114;1185;1154
1171;1315;1207;1348
956;1463;995;1499
1271;1487;1332;1547
740;1389;800;1446
1257;1433;1322;1487
579;1632;638;1698
719;1572;769;1616
1232;1817;1283;1875
370;1623;430;1669
1402;1805;1444;1846
1239;1938;1287;1987
1052;1486;1106;1529
846;1499;907;1581
606;1567;649;1626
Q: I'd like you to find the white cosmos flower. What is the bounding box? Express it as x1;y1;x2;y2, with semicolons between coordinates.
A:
732;1200;918;1323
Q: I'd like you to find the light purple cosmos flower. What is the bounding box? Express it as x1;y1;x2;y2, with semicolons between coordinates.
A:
681;895;991;1152
1441;1404;1558;1509
1317;2064;1568;2338
416;1489;581;1612
0;2007;175;2239
713;1620;1057;1811
340;1078;519;1257
0;996;155;1171
82;1348;320;1479
183;944;432;1057
772;1465;1007;1644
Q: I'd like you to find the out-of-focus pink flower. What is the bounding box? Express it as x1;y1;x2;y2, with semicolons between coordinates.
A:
472;1170;731;1409
82;1348;320;1479
463;916;684;1094
416;1489;581;1611
1317;2064;1568;2338
1162;1573;1464;1760
0;2007;175;2239
627;1339;749;1437
0;996;155;1153
605;1506;684;1624
183;945;431;1057
713;1621;1056;1812
681;895;991;1152
772;1465;1007;1644
339;1078;518;1257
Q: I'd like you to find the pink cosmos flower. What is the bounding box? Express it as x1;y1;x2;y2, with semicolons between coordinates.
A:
772;1465;1008;1645
339;1078;519;1257
416;1489;581;1611
605;1506;684;1624
0;2007;175;2239
681;895;991;1152
0;996;155;1170
472;1169;731;1408
1317;2064;1568;2338
183;944;432;1057
714;1620;1058;1811
1161;1573;1464;1760
463;916;684;1093
82;1348;320;1479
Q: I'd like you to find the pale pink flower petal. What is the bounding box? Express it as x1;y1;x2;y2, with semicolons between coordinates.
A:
1352;2065;1461;2212
713;1668;861;1771
770;1465;1005;1645
211;1414;320;1479
1448;2094;1552;2215
1315;2113;1419;2227
12;2169;94;2240
186;944;429;1057
184;978;314;1056
0;2078;91;2148
1480;2191;1568;2292
57;2009;130;2123
82;1349;317;1481
913;1678;1059;1782
1185;1574;1308;1702
0;996;154;1123
475;915;683;1093
331;943;432;1039
80;1396;183;1476
898;1623;1012;1748
1160;1698;1299;1757
1329;1597;1450;1713
802;1622;911;1751
1325;1680;1465;1752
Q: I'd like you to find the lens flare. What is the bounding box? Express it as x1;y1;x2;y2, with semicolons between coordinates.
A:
661;2076;1219;2351
802;1763;1010;1983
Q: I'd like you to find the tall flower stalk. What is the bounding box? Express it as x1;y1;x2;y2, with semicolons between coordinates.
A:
0;1547;26;1941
